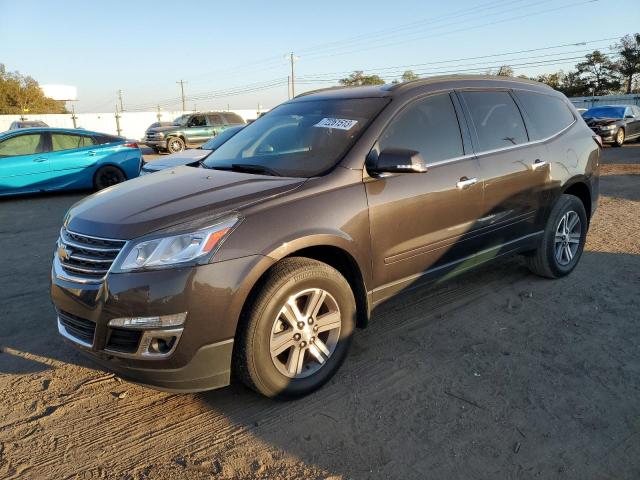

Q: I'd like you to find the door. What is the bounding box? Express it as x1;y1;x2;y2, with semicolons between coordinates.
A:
48;133;106;187
0;132;51;194
206;114;226;137
186;114;209;143
458;90;549;245
625;106;640;138
366;92;484;298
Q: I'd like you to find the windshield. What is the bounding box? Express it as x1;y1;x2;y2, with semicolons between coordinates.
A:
583;106;625;119
203;97;389;177
172;114;190;126
200;126;243;150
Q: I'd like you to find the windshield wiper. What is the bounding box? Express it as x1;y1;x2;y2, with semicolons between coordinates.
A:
208;163;281;176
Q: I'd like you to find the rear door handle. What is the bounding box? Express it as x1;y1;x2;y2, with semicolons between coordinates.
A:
531;159;547;170
456;177;478;190
33;157;47;163
88;150;97;156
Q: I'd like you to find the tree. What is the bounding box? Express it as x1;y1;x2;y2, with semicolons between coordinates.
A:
339;71;385;87
615;33;640;94
0;64;67;115
576;51;620;96
401;70;419;82
496;65;514;77
533;71;565;90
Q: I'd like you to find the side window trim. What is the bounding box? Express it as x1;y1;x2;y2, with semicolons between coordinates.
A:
369;90;471;168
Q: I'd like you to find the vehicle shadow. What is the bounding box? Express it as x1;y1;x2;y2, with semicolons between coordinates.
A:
193;250;640;479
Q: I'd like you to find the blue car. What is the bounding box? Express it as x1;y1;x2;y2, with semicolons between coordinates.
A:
0;127;142;196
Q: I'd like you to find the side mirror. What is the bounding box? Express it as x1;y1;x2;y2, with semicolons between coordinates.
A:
367;148;428;175
625;115;634;119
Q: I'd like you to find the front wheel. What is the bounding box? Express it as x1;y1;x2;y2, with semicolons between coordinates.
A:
613;128;625;147
524;194;588;278
234;258;355;399
94;165;126;190
166;136;185;153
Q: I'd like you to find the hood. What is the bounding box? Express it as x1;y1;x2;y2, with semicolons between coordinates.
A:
144;149;210;171
147;125;182;134
65;166;306;239
584;117;622;127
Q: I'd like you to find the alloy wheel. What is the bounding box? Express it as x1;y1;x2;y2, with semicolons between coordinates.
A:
269;288;342;379
554;210;581;266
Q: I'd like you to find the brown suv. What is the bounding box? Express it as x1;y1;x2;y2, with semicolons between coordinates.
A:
51;76;599;398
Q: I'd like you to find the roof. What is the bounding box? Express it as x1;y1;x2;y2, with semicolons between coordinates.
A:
0;127;120;138
292;74;554;102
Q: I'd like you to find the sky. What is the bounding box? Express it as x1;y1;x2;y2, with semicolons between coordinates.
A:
1;0;639;113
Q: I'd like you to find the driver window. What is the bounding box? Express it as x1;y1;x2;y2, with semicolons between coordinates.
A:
190;115;206;127
0;133;46;157
379;93;464;163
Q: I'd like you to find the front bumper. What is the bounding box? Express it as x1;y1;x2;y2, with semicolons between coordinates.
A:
143;138;166;148
51;255;268;392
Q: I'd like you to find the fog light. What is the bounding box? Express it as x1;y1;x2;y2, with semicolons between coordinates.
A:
108;312;186;329
149;336;177;354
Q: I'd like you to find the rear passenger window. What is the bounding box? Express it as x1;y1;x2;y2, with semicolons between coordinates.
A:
379;93;464;163
460;91;528;151
514;91;575;140
51;134;95;151
206;115;225;126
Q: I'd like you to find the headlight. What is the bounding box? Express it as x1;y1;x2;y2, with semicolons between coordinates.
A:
600;125;616;130
156;132;165;138
116;216;240;271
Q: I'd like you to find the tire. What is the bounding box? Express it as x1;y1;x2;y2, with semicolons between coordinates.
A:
93;165;126;190
166;136;185;153
234;257;356;399
613;128;625;147
525;194;588;279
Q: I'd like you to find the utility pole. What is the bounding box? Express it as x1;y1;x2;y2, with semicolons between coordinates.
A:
176;80;187;111
71;103;78;128
156;105;162;123
114;104;122;136
286;53;299;98
117;89;124;112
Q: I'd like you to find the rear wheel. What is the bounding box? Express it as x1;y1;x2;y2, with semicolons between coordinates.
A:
525;194;587;278
613;128;625;147
234;257;355;399
94;165;126;190
166;136;185;153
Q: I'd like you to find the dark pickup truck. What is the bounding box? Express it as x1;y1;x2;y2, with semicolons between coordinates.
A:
143;112;245;153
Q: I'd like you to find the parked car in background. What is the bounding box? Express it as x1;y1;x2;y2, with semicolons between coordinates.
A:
9;120;49;130
140;125;243;175
143;112;245;154
51;76;599;399
582;105;640;146
0;127;141;196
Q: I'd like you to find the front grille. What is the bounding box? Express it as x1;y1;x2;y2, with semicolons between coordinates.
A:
106;328;142;353
58;309;96;345
56;228;126;283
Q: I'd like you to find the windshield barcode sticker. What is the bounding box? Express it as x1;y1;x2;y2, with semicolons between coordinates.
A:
314;118;358;130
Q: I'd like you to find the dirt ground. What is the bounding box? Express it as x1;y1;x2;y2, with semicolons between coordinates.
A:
0;146;639;480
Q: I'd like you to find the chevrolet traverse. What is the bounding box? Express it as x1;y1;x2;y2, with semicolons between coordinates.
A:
51;76;599;398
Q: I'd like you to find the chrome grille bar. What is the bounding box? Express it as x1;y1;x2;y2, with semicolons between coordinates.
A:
56;228;126;283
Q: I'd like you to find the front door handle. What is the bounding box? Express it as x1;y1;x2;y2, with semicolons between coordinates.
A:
456;177;478;190
531;159;547;170
33;157;47;163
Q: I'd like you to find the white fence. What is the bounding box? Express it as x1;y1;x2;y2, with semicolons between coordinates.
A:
569;93;640;109
0;109;266;141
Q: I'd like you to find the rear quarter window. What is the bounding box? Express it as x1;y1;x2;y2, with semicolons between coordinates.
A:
514;91;575;140
94;134;122;145
223;113;245;125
